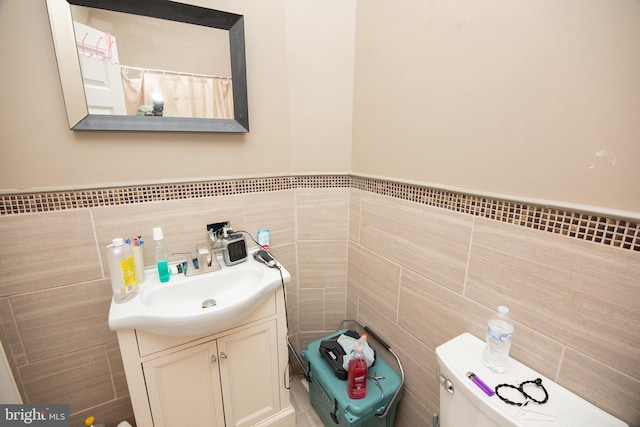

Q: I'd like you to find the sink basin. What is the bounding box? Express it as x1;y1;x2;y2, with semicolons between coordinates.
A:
143;268;263;312
108;250;290;337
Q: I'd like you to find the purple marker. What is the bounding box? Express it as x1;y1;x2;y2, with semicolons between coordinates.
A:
467;372;495;396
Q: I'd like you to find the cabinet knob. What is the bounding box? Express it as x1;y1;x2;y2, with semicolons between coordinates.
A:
220;352;228;359
211;355;217;364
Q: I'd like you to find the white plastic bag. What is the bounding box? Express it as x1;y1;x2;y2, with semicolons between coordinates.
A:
338;333;375;370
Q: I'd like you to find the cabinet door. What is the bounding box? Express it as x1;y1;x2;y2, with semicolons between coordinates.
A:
218;320;280;427
143;341;225;427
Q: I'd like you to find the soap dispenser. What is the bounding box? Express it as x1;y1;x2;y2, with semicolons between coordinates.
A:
347;334;368;399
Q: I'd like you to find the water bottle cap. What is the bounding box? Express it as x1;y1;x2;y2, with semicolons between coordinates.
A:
498;306;509;314
112;238;124;246
152;227;164;241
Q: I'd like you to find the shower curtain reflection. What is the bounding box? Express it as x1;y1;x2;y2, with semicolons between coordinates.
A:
121;68;234;119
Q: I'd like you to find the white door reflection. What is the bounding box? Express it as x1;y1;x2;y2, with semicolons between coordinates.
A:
74;20;126;115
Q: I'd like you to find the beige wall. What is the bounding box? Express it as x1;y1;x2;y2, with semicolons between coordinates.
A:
1;0;638;215
284;0;356;175
74;7;231;76
0;0;353;191
352;0;640;214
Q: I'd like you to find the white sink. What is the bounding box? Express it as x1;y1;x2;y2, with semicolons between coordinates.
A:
108;250;290;337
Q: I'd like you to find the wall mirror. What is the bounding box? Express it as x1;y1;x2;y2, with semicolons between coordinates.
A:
46;0;249;132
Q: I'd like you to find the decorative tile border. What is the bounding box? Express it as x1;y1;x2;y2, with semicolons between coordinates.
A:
352;176;640;252
0;175;637;252
0;177;293;214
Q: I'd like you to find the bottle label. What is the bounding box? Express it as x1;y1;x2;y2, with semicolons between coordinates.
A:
120;256;137;294
487;325;512;343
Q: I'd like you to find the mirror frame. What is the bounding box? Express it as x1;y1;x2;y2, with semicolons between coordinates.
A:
46;0;249;132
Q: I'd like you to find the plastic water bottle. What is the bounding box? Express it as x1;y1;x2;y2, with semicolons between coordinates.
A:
482;306;514;373
106;238;138;303
153;227;170;283
347;334;368;399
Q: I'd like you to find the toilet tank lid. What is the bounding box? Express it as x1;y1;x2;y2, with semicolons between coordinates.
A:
435;333;628;427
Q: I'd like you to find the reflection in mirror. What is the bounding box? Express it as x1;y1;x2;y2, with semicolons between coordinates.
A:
46;0;249;132
71;6;233;119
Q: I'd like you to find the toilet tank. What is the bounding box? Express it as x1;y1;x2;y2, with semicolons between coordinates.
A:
435;333;628;427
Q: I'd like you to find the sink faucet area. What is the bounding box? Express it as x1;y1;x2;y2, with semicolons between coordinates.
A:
108;248;290;337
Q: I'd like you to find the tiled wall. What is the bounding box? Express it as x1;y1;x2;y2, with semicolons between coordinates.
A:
343;190;639;427
0;175;638;427
0;187;299;427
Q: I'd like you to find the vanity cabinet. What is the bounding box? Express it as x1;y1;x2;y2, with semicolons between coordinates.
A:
143;340;225;427
116;289;294;427
144;320;279;427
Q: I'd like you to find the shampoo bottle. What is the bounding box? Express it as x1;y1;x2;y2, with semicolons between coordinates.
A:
347;334;368;399
106;238;138;304
153;227;170;283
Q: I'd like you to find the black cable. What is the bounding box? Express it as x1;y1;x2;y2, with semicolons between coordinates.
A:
233;230;289;327
233;230;291;389
231;229;260;246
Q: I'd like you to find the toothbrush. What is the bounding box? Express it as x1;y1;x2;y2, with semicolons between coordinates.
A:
467;372;495;396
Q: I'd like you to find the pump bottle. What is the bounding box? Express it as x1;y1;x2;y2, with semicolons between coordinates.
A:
153;227;170;283
347;334;368;399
